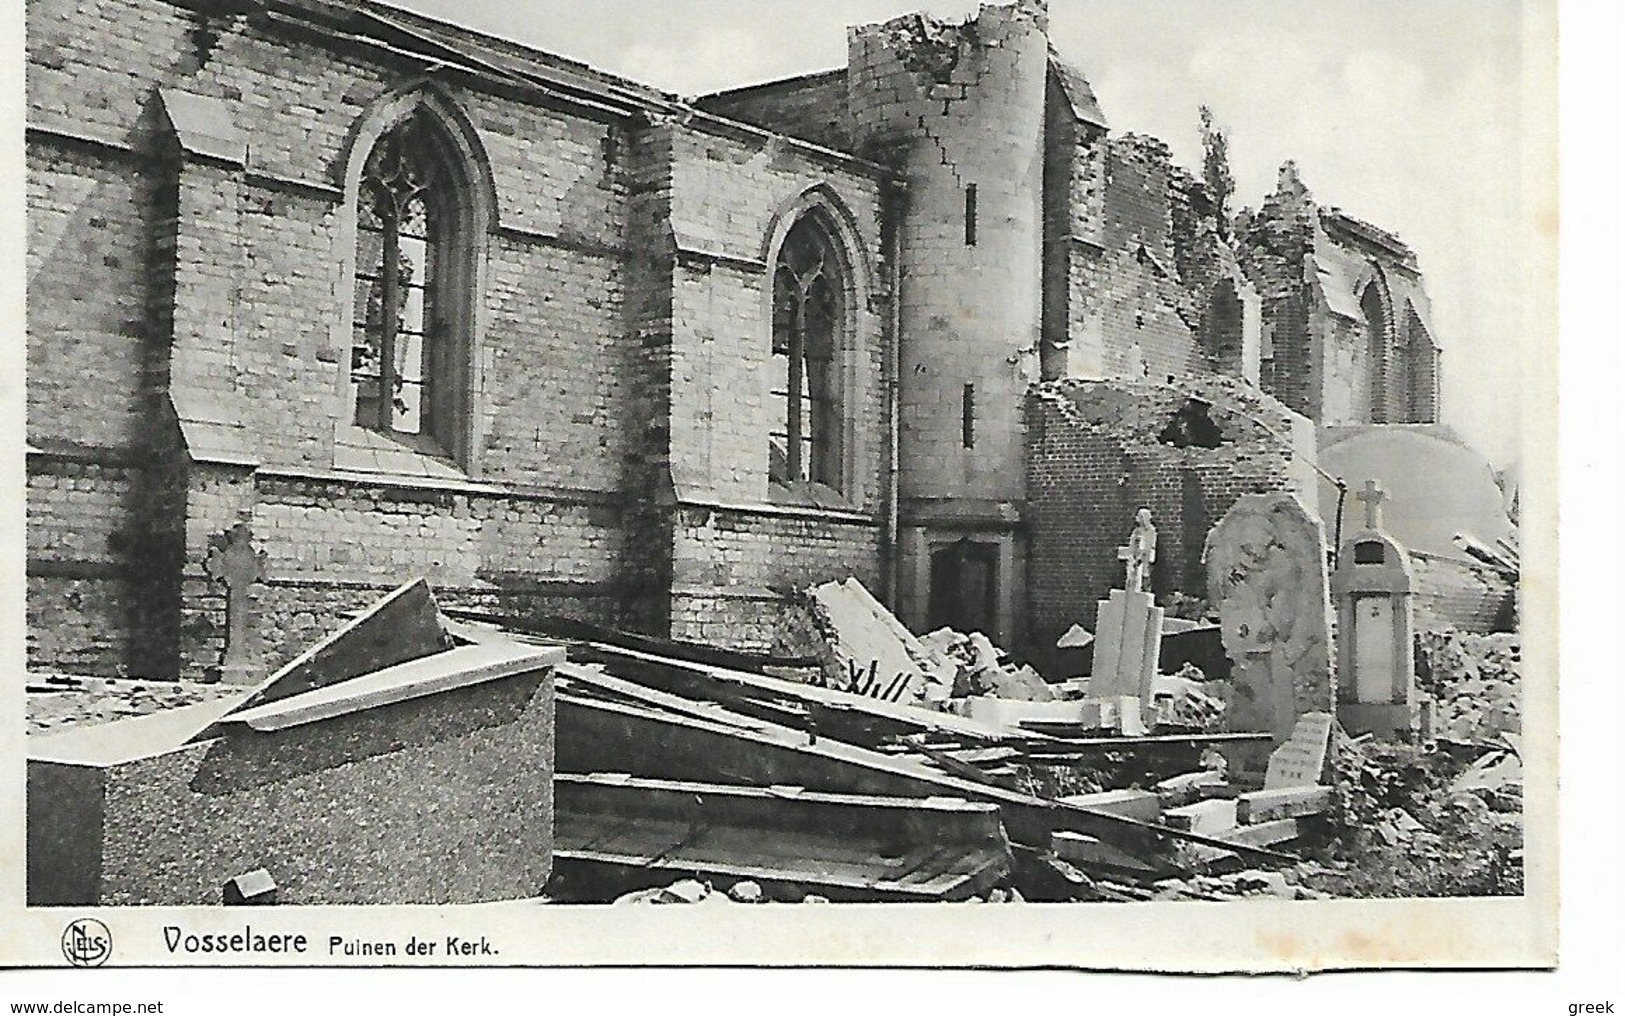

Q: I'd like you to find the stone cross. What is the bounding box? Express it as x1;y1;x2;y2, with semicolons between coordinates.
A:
1117;508;1157;593
204;520;266;684
1356;479;1388;531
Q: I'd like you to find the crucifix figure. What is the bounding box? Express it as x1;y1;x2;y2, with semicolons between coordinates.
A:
1117;508;1157;593
204;520;267;684
1356;479;1388;531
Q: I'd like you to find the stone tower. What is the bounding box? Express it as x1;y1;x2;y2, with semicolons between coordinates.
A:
846;1;1051;642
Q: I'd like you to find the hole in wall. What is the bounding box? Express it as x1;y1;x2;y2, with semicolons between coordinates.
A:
1157;398;1225;449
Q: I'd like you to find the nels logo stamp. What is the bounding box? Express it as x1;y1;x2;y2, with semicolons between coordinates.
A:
61;919;112;967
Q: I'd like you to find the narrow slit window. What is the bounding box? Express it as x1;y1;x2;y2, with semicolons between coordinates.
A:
962;383;975;448
964;184;978;246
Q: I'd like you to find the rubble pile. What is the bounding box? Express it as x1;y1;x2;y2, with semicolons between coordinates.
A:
26;568;1519;906
1315;734;1523;897
1416;630;1520;741
920;627;1055;701
805;578;956;702
1148;664;1226;730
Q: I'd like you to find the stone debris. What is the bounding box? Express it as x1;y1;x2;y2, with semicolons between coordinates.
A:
923;628;1055;701
25;566;1519;906
806;578;956;702
1147;664;1225;729
1417;630;1521;742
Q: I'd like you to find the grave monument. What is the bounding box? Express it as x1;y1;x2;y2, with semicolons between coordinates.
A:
1086;510;1163;733
1331;480;1420;740
1203;493;1336;744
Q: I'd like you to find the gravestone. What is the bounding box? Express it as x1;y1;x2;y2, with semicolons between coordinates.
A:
204;521;267;685
1331;480;1419;740
1263;711;1334;789
1203;493;1336;744
1089;510;1163;712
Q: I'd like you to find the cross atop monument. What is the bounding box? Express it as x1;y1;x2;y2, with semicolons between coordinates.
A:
1356;479;1388;531
204;520;266;683
1116;508;1157;593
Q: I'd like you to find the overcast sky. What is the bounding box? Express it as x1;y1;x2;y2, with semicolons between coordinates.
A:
387;0;1545;470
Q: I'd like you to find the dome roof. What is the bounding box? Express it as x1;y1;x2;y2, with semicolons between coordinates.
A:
1318;425;1514;559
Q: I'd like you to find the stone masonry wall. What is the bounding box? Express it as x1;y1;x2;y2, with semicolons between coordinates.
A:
666;126;887;510
848;2;1048;508
670;505;880;652
698;71;854;154
25;0;649;677
657;127;889;647
25;458;144;675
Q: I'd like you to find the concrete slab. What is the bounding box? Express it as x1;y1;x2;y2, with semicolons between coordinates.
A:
1057;788;1162;824
1236;786;1331;825
1162;798;1239;835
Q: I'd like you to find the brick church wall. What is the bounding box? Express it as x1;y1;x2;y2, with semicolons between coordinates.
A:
26;0;656;677
1024;376;1315;661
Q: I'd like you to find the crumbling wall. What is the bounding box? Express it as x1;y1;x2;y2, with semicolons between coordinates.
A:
1024;376;1315;659
1084;135;1206;382
848;1;1048;510
1238;167;1443;427
1410;553;1516;634
1051;132;1253;388
1237;163;1322;419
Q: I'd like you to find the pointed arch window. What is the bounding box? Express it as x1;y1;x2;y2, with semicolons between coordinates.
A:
350;108;473;458
769;212;847;491
1360;281;1393;424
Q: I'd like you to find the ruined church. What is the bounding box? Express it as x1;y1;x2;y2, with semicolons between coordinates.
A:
25;0;1510;683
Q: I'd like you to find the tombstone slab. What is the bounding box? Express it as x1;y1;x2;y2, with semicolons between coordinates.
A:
1263;711;1334;789
1204;494;1336;743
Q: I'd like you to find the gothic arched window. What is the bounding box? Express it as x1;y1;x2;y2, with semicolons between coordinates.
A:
769;211;847;491
351;108;471;457
1360;280;1393;424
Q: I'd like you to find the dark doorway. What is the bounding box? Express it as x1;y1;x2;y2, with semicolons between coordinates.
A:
927;539;1000;635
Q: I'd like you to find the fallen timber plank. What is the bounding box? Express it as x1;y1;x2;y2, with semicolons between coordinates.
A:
451;616;1020;749
1236;786;1332;825
1015;731;1275;752
905;740;1024;791
555;773;1011;902
554;635;1029;747
556;681;1301;866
